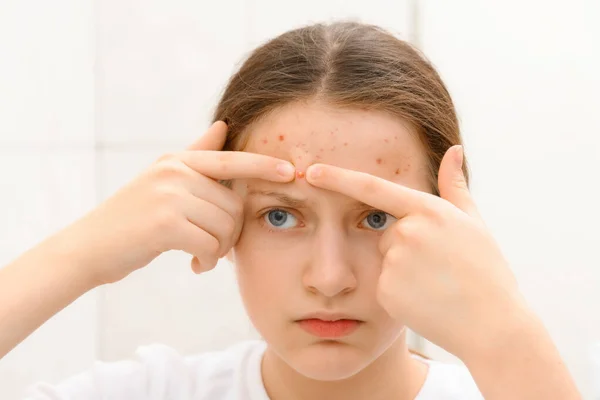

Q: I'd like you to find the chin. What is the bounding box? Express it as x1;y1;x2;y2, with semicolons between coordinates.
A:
283;340;375;381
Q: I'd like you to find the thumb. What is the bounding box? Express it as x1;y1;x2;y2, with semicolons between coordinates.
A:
187;121;228;151
438;145;480;219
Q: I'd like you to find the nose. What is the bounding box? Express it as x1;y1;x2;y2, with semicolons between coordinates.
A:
303;227;357;298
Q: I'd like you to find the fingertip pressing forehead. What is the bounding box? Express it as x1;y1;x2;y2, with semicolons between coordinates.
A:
240;101;431;190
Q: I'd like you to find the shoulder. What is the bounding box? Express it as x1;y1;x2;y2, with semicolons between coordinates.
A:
415;358;484;400
25;340;267;400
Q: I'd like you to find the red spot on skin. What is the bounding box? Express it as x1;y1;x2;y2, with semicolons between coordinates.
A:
298;155;303;160
296;171;305;179
316;155;322;160
319;148;324;152
384;139;389;143
343;142;348;146
279;135;285;141
330;146;336;151
376;158;383;165
395;168;400;175
394;136;398;140
330;131;335;135
404;163;411;172
262;139;268;144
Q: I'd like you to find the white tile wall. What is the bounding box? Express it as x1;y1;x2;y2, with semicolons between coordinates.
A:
419;1;600;396
0;1;94;146
247;0;413;46
0;150;98;398
0;150;97;259
95;0;250;147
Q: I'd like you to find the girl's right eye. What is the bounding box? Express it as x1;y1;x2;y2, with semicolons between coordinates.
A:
263;209;298;230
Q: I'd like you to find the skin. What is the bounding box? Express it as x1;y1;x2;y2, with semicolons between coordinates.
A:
0;105;582;399
231;101;430;399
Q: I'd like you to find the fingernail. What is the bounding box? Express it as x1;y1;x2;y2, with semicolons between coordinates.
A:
307;165;322;180
454;145;464;169
276;162;295;178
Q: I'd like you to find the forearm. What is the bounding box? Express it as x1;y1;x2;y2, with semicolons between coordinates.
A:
0;232;99;359
464;308;581;400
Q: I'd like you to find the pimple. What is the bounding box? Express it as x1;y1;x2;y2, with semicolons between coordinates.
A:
343;142;348;146
296;171;305;179
376;158;383;165
262;138;268;144
279;135;285;141
315;154;322;160
395;168;400;175
319;148;324;152
384;139;389;143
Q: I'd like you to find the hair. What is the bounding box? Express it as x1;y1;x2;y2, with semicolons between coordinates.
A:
213;21;469;194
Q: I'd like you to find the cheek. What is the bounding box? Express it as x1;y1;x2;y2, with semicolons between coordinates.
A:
233;226;305;299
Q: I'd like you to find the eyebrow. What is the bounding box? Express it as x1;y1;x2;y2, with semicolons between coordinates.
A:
247;189;371;210
247;189;308;208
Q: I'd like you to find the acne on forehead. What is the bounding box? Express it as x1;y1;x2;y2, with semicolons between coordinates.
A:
252;131;415;179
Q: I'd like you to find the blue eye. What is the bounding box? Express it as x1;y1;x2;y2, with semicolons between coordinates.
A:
264;209;298;230
361;211;396;231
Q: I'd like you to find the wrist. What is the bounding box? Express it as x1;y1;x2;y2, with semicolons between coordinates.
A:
40;223;106;291
460;304;581;399
463;304;539;364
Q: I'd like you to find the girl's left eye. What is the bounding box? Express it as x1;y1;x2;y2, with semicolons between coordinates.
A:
264;209;298;230
360;211;397;231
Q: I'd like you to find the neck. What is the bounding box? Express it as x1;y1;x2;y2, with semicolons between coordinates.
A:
261;333;428;400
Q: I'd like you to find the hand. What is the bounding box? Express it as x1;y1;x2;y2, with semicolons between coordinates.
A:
60;121;296;285
305;146;524;360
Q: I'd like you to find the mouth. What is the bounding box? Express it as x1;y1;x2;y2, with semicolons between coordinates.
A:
295;312;363;338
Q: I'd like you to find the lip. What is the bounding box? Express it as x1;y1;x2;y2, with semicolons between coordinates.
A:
296;312;363;338
297;312;361;322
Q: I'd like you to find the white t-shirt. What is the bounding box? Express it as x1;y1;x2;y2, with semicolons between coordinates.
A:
25;340;483;399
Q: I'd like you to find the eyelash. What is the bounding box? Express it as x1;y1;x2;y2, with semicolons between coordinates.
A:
258;208;393;234
259;208;304;233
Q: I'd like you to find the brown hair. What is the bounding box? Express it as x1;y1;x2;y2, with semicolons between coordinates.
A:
213;21;469;194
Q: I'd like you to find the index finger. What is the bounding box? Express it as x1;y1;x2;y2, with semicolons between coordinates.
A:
305;163;428;218
180;151;296;182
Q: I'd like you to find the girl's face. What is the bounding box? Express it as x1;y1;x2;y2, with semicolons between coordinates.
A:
231;100;431;381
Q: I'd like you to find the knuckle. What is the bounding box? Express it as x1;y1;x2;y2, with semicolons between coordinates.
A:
231;195;244;220
156;152;178;164
359;176;378;197
216;152;233;167
153;185;182;206
384;246;403;265
222;214;236;237
205;235;220;256
153;158;189;181
154;208;179;234
395;219;422;244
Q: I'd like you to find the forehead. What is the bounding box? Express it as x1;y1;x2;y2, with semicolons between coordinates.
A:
243;101;430;190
